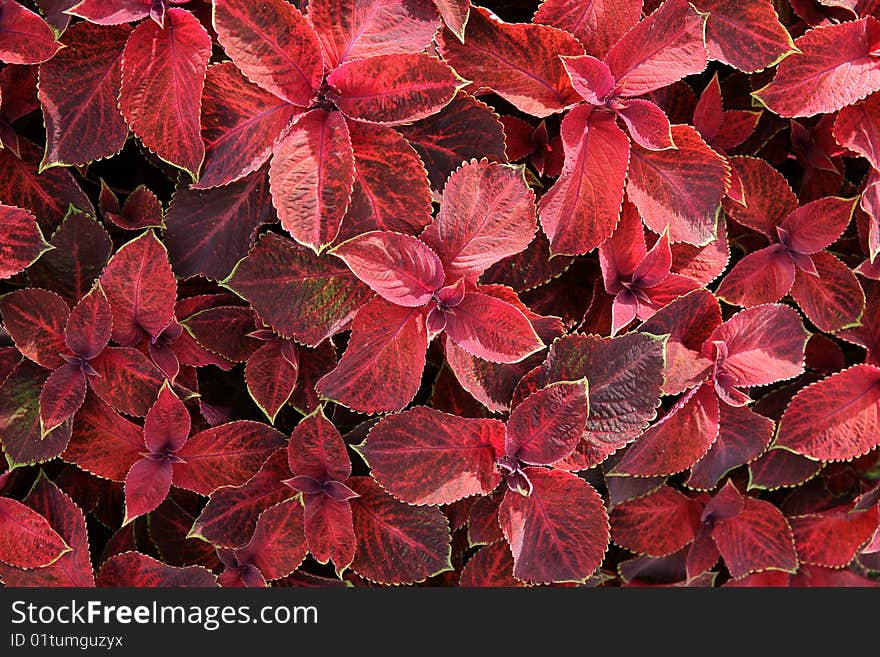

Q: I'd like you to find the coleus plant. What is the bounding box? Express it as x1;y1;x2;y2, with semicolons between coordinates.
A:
3;0;880;589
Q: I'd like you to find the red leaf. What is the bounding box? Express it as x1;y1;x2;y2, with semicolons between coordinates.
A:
332;231;444;307
0;204;49;280
0;140;93;231
687;404;775;490
239;498;307;580
195;62;299;189
398;93;507;192
468;492;504;546
0;496;70;569
712;496;798;579
790;506;880;567
753;18;880;117
189;449;295;548
303;493;356;574
0;288;70;369
144;384;189;454
707;304;808;388
605;0;708;97
287;409;351;482
183;306;259;363
613;382;720;476
269;109;354;252
88;347;164;417
328;53;461;124
316;298;427;413
716;244;796;307
539;106;629;256
0;0;62;65
791;252;865;332
63;392;143;482
38;22;129;169
459;542;522;587
443;291;544;363
780;196;857;254
610;486;701;557
310;0;439;68
438;6;584;118
507;380;588;466
212;0;323;107
223;233;371;346
343;121;433;235
123;457;173;523
348;476;452;584
627;124;729;246
245;341;298;423
166;169;275;281
540;333;666;446
0;474;94;586
39;363;87;436
119;9;211;179
361;406;505;505
0;361;73;468
174;421;286;496
499;468;609;584
723;156;798;238
534;0;641;59
65;284;112;360
775;364;880;462
694;0;796;73
421;160;537;282
96;552;216;587
834;91;880;170
27;210;112;305
617;99;675;151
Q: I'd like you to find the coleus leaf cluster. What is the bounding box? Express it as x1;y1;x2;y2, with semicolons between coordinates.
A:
1;0;879;588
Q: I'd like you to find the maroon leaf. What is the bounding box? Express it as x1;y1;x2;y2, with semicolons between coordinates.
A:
39;363;87;436
348;476;452;584
0;205;49;280
174;421;286;496
245;341;298;423
88;347;165;417
534;0;641;59
506;380;588;466
538;106;629;256
438;6;584;117
421;160;537;282
240;498;307;580
627;124;729;246
269;108;355;252
499;468;609;584
212;0;323;107
775;365;880;462
96;552;217;587
610;486;701;557
0;0;63;65
459;541;522;587
119;9;211;179
723;156;797;238
104;186;163;231
143;384;189;455
38;22;129;169
360;406;505;505
223;232;372;346
332;231;444;307
64;284;112;360
183;306;259;363
196;62;299;190
287;408;351;482
0;288;70;369
316;298;427;413
123;457;173;524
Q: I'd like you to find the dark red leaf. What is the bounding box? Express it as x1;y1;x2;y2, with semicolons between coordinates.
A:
104;186;163;231
64;283;112;360
834;91;880;170
0;204;49;280
123;457;173;524
0;0;62;65
39;363;87;437
0;288;70;369
96;552;217;587
0;496;70;569
239;498;307;580
506;380;588;466
459;542;522;587
143;384;189;455
610;486;701;557
790;251;865;333
534;0;641;59
791;505;880;567
88;347;165;417
716;245;796;307
245;341;298;423
183;306;259;363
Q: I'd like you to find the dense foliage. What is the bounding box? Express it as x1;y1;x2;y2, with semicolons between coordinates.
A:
1;0;879;587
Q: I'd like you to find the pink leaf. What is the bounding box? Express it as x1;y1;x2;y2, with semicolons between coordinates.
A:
791;251;865;332
433;0;469;42
716;244;796;307
0;205;50;280
119;9;211;179
438;6;584;118
0;0;62;65
316;297;427;413
534;0;642;59
0;496;70;569
66;0;150;25
506;380;589;466
332;231;444;307
627;124;729;246
775;364;880;462
422;160;537;282
605;0;708;97
100;231;177;346
499;468;609;584
538;106;629;256
360;406;505;505
617;99;676;151
212;0;323;107
328;53;461;124
269;109;355;252
753;17;880;117
348;476;451;584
